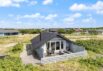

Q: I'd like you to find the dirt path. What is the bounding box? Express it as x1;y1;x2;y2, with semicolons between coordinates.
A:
0;43;17;53
0;43;17;48
20;44;40;65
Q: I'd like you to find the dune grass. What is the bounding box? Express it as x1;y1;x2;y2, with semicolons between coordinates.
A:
0;34;103;71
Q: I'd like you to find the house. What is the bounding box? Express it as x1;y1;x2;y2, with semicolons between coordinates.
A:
96;30;103;35
84;29;103;35
73;28;83;35
27;31;87;64
0;29;19;36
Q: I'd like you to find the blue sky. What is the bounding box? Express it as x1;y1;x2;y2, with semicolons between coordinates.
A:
0;0;103;28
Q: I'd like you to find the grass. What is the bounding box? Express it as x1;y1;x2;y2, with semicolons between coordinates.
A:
0;34;38;53
63;34;103;41
0;34;103;71
0;34;37;44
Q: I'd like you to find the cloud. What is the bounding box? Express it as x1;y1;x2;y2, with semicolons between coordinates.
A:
72;13;82;18
45;14;58;20
70;3;87;11
0;0;29;7
16;13;43;20
22;13;42;18
43;0;53;5
82;17;96;24
69;1;103;14
16;13;58;21
92;1;103;14
64;13;82;24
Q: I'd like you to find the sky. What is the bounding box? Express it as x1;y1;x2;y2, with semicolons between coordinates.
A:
0;0;103;29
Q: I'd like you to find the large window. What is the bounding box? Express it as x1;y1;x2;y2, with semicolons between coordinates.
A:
46;41;65;55
51;42;55;50
56;42;60;50
61;41;64;49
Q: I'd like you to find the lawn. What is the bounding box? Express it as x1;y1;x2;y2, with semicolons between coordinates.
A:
0;34;103;71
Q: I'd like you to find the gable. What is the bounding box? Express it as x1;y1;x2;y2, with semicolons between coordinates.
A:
31;32;73;50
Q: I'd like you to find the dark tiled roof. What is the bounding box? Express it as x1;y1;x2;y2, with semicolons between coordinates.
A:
0;29;19;33
31;31;73;49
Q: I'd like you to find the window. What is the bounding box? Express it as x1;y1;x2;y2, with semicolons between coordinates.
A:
51;42;55;50
61;41;64;49
56;42;60;50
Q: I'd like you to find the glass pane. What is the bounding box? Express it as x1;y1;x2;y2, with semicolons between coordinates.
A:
61;41;63;49
51;42;55;50
56;42;60;50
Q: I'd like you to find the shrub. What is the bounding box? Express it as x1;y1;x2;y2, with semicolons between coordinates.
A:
79;57;103;67
0;56;41;71
10;43;23;53
19;29;41;34
76;40;103;54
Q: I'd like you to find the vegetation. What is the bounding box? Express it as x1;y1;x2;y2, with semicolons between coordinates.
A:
10;44;23;53
58;29;75;34
19;29;41;34
0;34;35;44
0;35;103;71
76;40;103;54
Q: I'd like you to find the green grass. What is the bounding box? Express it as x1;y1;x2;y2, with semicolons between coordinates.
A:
0;35;103;71
76;40;103;54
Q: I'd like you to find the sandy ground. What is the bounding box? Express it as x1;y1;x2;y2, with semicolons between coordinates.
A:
0;43;17;53
0;43;17;48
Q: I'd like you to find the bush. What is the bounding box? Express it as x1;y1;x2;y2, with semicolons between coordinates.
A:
11;43;23;53
19;29;41;34
0;44;41;71
58;29;75;34
76;40;103;54
58;29;66;34
0;56;41;71
79;57;103;67
66;29;75;34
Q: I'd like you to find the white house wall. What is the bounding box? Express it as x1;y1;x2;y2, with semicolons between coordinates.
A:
41;44;47;55
0;33;4;36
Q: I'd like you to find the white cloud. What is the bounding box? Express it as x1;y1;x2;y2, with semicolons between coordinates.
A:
45;14;58;20
0;0;13;7
82;17;96;24
17;13;43;19
16;13;58;21
23;13;41;18
64;13;82;23
72;13;82;18
92;1;103;14
0;0;28;7
64;17;74;23
43;0;53;5
69;1;103;14
70;3;87;11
